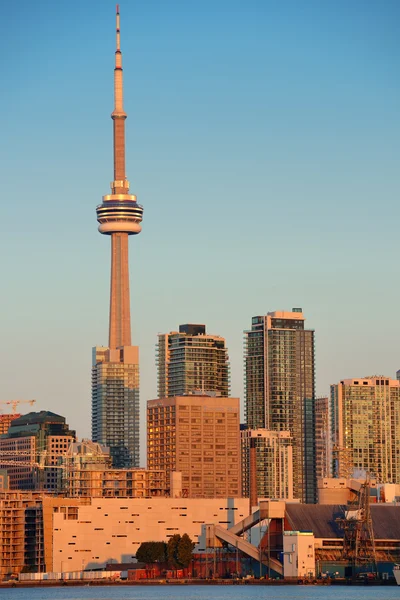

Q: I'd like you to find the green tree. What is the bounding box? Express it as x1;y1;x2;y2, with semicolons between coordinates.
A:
167;534;181;567
136;542;152;564
153;541;167;563
136;541;167;564
177;533;194;568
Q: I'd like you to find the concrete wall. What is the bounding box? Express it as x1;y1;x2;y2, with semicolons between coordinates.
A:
50;496;249;572
283;532;315;579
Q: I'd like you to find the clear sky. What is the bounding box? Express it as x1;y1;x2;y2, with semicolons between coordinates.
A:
0;0;399;462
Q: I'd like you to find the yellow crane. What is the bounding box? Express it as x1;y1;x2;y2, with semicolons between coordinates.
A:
0;400;36;413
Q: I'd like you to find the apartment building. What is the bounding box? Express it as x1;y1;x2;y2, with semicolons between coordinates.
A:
331;376;400;482
147;394;241;498
157;324;230;398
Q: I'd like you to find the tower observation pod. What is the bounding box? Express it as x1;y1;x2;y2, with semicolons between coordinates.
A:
96;5;143;349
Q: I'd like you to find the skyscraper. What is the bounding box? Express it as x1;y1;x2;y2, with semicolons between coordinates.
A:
244;309;316;503
331;376;400;482
156;324;230;398
92;7;142;468
147;394;241;498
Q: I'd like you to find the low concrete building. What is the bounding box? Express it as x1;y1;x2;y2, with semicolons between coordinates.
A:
283;531;315;579
378;483;400;503
317;477;378;504
0;492;249;579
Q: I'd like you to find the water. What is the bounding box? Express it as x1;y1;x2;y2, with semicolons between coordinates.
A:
0;586;399;600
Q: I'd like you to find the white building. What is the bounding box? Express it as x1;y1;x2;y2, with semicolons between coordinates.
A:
51;496;249;572
283;531;315;579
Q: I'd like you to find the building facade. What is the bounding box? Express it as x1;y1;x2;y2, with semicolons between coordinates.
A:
0;493;249;579
244;309;316;503
156;324;230;398
60;441;166;498
314;397;330;480
331;376;400;482
241;428;293;500
0;411;75;492
92;346;140;468
0;413;21;436
91;8;143;468
147;394;241;498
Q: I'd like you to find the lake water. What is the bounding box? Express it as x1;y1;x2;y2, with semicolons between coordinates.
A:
0;585;399;600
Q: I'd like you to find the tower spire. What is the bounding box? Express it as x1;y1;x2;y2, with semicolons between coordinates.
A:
113;4;125;121
96;5;144;350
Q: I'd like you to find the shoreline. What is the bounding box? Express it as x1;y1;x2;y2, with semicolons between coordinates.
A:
0;578;397;589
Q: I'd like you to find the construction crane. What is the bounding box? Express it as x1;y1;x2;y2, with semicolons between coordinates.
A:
0;400;36;413
336;473;377;577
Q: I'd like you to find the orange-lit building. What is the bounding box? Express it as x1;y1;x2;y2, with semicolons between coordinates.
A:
0;411;75;491
147;394;241;498
0;413;21;436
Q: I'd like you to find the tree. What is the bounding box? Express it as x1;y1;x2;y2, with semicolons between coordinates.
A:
136;541;166;564
167;534;181;568
153;541;167;563
177;533;194;568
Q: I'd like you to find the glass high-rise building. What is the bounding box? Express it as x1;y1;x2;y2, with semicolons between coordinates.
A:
331;376;400;482
156;324;230;398
244;309;316;503
92;346;139;468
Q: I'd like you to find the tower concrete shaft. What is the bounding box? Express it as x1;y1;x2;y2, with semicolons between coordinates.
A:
109;232;131;349
96;5;144;349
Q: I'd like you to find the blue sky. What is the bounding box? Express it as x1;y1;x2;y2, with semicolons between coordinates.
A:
0;0;399;461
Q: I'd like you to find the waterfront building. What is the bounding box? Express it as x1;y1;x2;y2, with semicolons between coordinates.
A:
244;309;316;503
157;324;230;398
241;428;293;500
331;376;400;482
147;394;241;498
2;492;400;580
0;492;249;578
92;7;143;467
0;411;75;491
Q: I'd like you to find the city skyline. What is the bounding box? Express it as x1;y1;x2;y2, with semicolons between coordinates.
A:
1;1;399;459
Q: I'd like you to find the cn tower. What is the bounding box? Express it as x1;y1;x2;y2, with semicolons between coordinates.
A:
96;4;143;350
92;6;141;468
